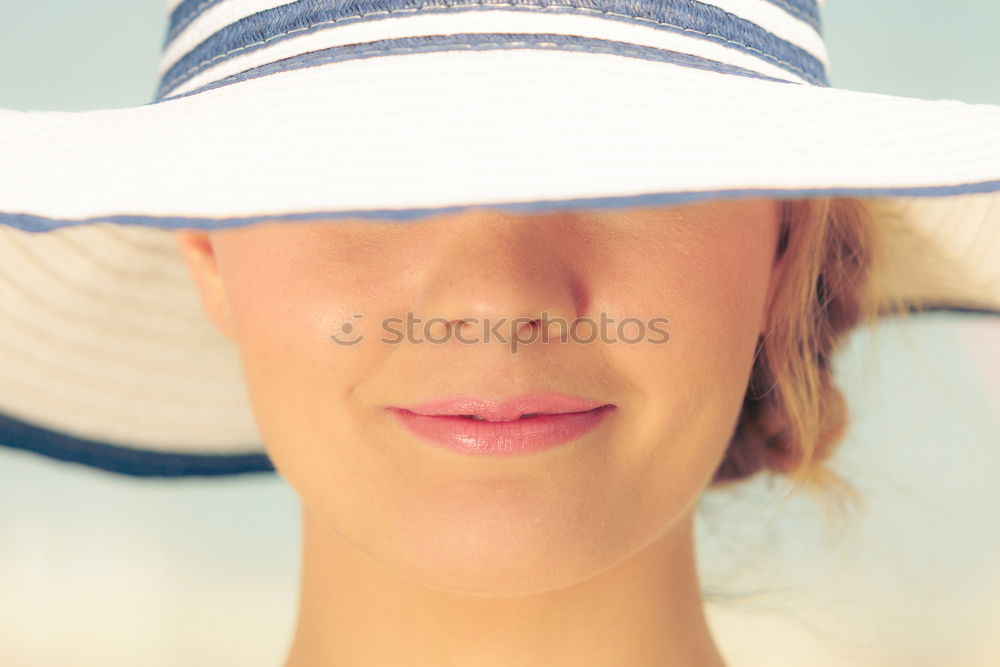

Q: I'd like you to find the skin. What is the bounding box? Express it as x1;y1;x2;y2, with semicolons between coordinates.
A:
175;198;785;667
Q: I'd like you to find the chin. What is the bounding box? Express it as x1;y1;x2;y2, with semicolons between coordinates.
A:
371;496;623;597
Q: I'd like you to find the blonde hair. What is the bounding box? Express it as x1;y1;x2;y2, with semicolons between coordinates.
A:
711;197;889;492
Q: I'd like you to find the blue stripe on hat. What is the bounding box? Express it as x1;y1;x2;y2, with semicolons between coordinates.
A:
5;181;1000;233
0;410;275;478
157;0;828;99
762;0;821;33
155;33;793;104
165;0;226;49
165;0;824;48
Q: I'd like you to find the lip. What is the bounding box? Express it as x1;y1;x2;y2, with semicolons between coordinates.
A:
387;392;616;456
396;392;610;421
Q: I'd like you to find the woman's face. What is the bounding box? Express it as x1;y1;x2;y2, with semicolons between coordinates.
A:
176;199;784;595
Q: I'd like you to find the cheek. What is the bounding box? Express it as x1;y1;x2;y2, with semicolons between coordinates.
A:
669;234;773;423
605;218;776;388
212;239;391;480
677;238;774;362
601;222;777;517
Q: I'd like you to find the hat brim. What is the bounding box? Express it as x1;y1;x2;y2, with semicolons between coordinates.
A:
1;46;998;476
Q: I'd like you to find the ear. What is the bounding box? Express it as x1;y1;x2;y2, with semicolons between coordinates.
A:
173;230;236;340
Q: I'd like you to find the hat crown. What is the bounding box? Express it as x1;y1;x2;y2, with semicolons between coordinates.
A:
156;0;830;102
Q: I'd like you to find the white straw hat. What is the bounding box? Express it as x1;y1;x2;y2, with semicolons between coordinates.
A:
1;0;998;476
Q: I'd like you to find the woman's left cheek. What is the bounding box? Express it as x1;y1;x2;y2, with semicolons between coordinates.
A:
685;268;770;375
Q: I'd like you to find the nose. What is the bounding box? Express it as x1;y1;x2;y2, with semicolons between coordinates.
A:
413;208;585;346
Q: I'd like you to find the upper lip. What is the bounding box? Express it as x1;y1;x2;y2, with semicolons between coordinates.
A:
392;392;612;421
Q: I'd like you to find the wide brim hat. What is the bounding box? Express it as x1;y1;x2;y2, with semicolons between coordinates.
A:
1;0;998;477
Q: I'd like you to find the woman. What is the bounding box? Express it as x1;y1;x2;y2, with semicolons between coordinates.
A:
0;1;997;665
172;196;877;665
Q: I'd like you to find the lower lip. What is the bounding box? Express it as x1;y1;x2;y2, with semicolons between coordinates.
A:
387;406;615;456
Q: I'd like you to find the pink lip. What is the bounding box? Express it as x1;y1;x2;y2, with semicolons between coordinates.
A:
387;392;616;456
398;393;610;421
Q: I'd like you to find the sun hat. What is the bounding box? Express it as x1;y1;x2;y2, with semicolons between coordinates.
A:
1;0;998;478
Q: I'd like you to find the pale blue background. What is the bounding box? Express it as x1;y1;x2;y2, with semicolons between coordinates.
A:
1;2;998;666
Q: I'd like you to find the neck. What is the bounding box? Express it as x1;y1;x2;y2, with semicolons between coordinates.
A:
284;505;724;667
